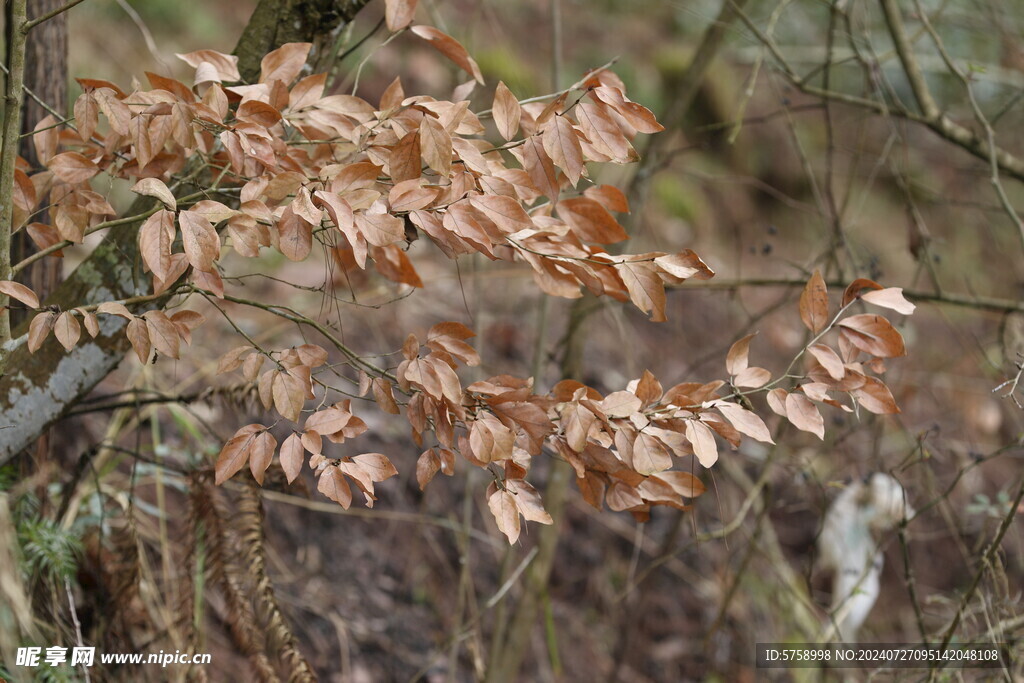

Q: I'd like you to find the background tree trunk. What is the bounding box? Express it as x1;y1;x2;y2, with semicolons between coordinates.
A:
14;0;67;325
13;0;69;493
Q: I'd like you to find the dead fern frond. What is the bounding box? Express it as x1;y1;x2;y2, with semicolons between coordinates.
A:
196;475;280;683
236;483;317;683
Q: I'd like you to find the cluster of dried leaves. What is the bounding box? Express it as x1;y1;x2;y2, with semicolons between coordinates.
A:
4;13;913;542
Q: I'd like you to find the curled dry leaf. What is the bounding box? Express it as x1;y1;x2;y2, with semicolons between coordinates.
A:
838;314;906;358
686;419;719;468
215;424;263;485
492;81;521;141
179;210;219;272
318;465;353;508
860;287;916;315
785;392;824;440
0;281;40;309
48;152;99;184
249;431;277;485
385;0;418;31
726;332;757;376
808;343;845;381
53;311;82;352
126;317;151;363
799;270;829;334
488;488;521;543
280;433;305;483
27;312;56;352
143;310;181;359
714;402;774;444
131;178;176;209
410;26;484;84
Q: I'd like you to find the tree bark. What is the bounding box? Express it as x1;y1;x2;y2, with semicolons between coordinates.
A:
0;0;371;463
14;0;68;322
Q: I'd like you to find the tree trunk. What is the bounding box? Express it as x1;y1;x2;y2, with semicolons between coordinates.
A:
0;0;371;463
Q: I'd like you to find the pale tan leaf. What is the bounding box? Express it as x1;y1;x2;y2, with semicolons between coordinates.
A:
280;433;305;483
288;73;326;110
632;432;672;475
785;392;825;439
143;310;180;359
355;211;404;247
410;26;484;83
27;311;56;352
416;449;441;490
371;378;400;414
217;345;253;374
521;135;560;203
97;301;133;319
598;390;642;418
583;184;629;213
838;314;906;358
488;489;521;543
468;194;533;234
259;42;311;85
560;401;596;452
388;179;437;212
726;332;757;376
651;471;705;499
616;260;666;322
732;366;771;389
606;481;644;511
808;343;846;381
591;85;664;133
419;115;452;177
131;178;176;209
48;152;99;184
506;479;553;524
799;270;829;333
851;376;900;414
385;0;418;31
215;424;263;485
352;453;398;482
686;419;719;468
273;371;305;421
714;402;774;444
277;206;313;261
389;130;421;183
126;318;151;363
138;209;174;280
492;81;521;141
542;115;584;186
53;311;81;351
860;287;916;315
76;309;99;338
249;431;277;485
179;210;219;272
318;465;353;508
32;115;59;164
175;49;240;82
557;197;626;243
0;281;39;309
74;93;99;142
767;388;788;417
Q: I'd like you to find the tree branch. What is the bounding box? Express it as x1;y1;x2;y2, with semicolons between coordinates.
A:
0;0;29;342
23;0;86;32
727;0;1024;184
